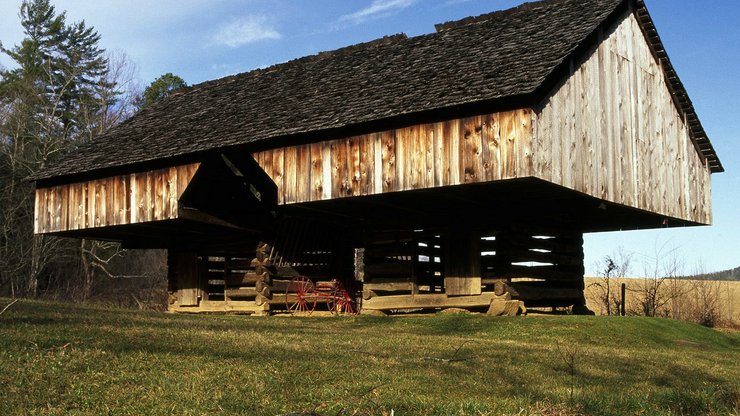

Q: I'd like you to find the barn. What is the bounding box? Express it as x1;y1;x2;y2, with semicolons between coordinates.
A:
31;0;722;315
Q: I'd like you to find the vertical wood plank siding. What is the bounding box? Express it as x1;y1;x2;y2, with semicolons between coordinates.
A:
254;109;533;204
35;13;714;235
533;13;711;224
34;163;200;234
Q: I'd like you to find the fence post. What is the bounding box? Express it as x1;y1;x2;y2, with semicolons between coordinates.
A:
620;283;626;316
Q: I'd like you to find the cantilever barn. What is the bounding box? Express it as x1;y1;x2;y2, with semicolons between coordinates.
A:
32;0;722;315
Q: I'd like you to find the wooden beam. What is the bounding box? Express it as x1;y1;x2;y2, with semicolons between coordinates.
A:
443;231;482;296
361;292;500;311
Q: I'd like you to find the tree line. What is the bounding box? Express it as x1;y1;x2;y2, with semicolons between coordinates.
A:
0;0;185;308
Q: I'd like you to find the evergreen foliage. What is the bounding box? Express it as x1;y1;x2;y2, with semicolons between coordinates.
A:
135;72;187;110
0;0;128;298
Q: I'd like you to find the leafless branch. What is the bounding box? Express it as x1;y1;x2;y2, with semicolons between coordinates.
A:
421;340;476;363
0;299;18;315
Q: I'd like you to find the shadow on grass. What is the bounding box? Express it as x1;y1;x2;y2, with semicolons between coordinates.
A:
2;298;738;415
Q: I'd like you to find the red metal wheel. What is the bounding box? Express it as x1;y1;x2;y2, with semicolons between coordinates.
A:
313;280;337;314
326;279;340;315
331;281;356;315
335;288;356;315
285;276;316;314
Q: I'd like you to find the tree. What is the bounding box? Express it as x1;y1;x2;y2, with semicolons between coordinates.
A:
135;72;186;110
0;0;131;298
57;19;110;140
632;244;685;317
588;248;631;316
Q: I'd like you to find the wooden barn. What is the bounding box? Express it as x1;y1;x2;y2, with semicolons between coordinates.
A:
32;0;722;315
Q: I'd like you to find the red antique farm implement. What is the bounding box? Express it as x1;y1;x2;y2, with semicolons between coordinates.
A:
285;277;356;315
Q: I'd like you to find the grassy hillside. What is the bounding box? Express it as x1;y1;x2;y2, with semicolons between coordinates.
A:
0;299;738;416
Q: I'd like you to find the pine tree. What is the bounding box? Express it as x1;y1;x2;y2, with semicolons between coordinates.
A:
0;0;126;297
1;0;66;85
57;19;110;140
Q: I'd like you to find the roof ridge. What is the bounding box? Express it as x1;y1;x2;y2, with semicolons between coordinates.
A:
434;0;571;32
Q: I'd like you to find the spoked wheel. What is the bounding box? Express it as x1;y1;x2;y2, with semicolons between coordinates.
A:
329;281;357;315
285;276;316;315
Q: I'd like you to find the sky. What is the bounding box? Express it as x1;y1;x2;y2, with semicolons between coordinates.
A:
1;0;738;276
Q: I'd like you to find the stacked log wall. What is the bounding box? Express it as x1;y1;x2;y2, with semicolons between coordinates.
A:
360;228;584;309
362;230;443;300
481;231;585;307
169;248;274;314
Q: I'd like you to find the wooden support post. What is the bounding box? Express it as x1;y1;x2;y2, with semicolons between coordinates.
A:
620;283;626;316
168;250;201;307
354;248;365;282
493;231;513;278
443;230;482;296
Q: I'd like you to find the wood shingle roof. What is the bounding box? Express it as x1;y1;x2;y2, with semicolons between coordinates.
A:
32;0;722;183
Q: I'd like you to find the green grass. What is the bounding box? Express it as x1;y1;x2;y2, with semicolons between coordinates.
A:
0;299;738;415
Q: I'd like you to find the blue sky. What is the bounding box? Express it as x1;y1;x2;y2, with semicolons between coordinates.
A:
1;0;738;276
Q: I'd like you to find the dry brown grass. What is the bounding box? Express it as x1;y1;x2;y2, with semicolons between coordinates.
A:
584;277;740;327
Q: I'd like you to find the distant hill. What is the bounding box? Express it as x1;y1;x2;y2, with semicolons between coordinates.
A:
685;266;740;281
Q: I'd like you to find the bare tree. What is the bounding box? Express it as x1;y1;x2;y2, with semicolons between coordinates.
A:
589;248;631;315
77;50;141;143
0;61;79;297
691;277;722;327
631;243;686;317
1;3;142;300
78;241;167;309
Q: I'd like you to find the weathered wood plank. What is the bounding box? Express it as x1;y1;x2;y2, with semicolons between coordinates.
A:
271;148;285;204
283;146;297;204
295;144;311;203
330;140;346;198
532;13;711;224
348;136;361;196
449;118;461;185
33;189;41;233
321;141;332;200
517;109;533;177
396;127;409;191
59;185;68;231
169;300;268;314
361;292;500;311
423;123;435;188
500;111;518;179
35;162;201;234
173;251;200;307
249;109;535;208
309;142;324;201
153;170;163;221
358;134;375;197
373;132;383;194
433;121;444;187
461;115;482;183
381;130;396;192
444;231;482;296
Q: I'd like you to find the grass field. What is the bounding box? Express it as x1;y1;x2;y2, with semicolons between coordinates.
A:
0;298;738;416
